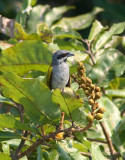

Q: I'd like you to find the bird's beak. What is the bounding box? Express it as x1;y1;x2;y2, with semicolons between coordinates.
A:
67;52;74;57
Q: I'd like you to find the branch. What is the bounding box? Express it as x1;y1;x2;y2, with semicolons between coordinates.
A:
16;122;92;159
100;122;116;160
82;39;95;65
87;138;107;144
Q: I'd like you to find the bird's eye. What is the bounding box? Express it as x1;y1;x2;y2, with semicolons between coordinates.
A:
57;53;68;59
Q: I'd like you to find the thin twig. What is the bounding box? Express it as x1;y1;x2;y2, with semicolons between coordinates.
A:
87;138;107;144
71;122;92;133
41;126;45;137
80;152;91;157
16;123;92;159
82;39;95;65
100;122;116;160
59;112;65;130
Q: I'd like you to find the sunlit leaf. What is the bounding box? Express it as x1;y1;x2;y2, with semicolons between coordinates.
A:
52;89;83;119
91;143;107;160
52;7;103;30
88;20;107;42
0;95;14;105
105;89;125;97
98;96;121;135
53;27;82;40
93;22;125;52
0;72;60;125
88;49;125;86
0;153;11;160
44;5;75;26
25;5;50;33
0;40;52;75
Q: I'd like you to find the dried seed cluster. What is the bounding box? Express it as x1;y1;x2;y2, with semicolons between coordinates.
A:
72;62;105;122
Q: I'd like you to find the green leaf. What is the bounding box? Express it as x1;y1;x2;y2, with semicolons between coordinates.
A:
16;0;34;27
14;22;29;40
52;7;103;30
105;89;125;97
0;95;14;105
0;72;60;125
88;20;107;42
56;140;86;160
37;23;53;42
0;40;51;76
0;114;37;133
53;27;82;40
98;96;121;135
0;153;11;160
91;143;108;160
52;39;85;51
112;118;125;157
2;142;10;154
93;22;125;52
25;5;50;33
48;150;59;160
37;145;43;160
0;131;21;141
88;49;125;86
52;89;83;119
44;6;75;26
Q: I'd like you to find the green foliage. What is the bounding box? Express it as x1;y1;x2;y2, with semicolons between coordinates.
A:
0;0;125;159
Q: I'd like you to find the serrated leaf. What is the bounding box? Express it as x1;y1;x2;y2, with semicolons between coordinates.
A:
44;5;75;26
88;49;125;86
105;89;125;97
93;22;125;52
0;114;38;133
52;7;103;30
112;118;125;157
0;40;51;76
53;27;82;40
88;20;107;42
91;143;108;160
0;72;60;125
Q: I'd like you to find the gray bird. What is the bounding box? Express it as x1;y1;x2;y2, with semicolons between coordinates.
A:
47;50;74;90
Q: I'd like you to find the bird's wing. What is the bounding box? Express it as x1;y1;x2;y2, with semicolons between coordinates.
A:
66;76;71;87
46;65;53;89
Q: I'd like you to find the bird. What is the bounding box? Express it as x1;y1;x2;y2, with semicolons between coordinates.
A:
46;50;74;90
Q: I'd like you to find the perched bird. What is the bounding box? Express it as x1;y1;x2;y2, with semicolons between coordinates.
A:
47;50;74;90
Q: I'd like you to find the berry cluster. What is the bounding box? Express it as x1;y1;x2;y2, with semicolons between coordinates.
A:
72;62;105;123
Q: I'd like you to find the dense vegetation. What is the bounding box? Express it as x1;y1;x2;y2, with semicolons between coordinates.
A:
0;0;125;159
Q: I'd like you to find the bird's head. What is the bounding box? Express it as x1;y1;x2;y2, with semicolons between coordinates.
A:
52;50;74;65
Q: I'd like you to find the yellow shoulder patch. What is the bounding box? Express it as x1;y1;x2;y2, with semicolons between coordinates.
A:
46;65;53;88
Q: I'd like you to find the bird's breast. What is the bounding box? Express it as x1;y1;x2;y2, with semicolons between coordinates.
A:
52;63;69;89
